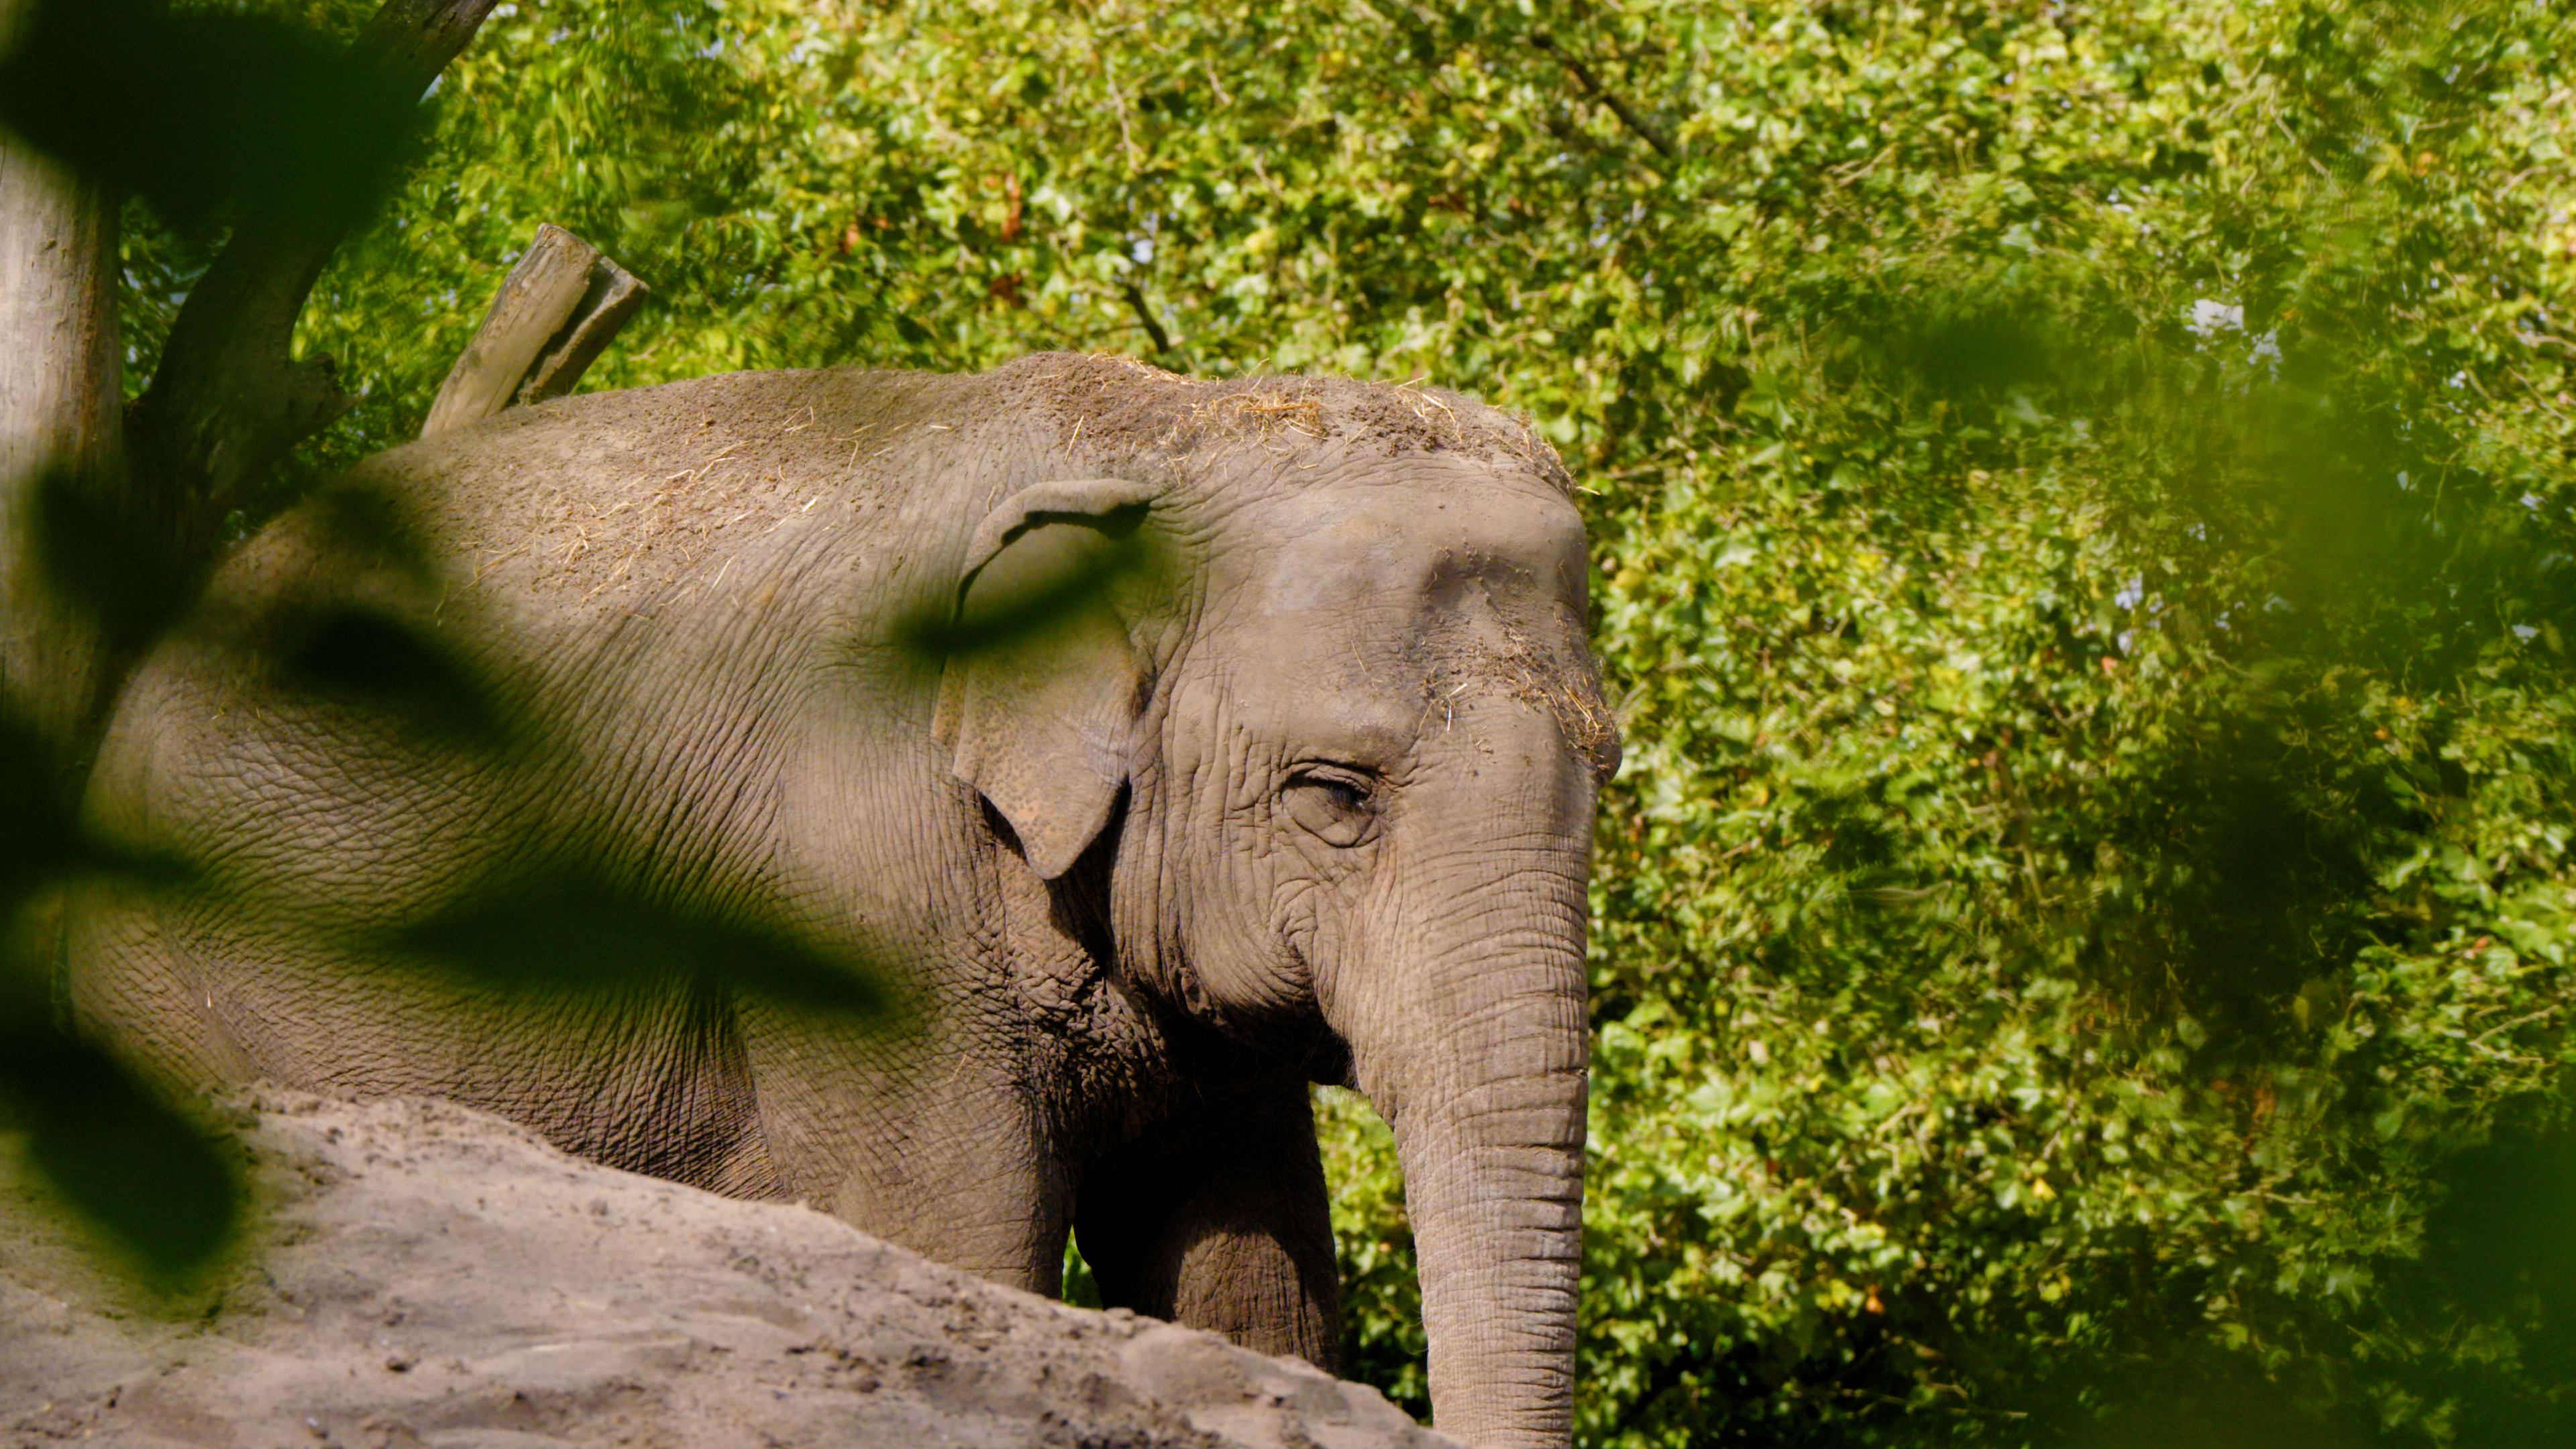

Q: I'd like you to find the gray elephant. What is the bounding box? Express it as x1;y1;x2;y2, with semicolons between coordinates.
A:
66;353;1615;1448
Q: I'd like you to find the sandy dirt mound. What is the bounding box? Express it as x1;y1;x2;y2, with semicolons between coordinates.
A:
0;1092;1448;1448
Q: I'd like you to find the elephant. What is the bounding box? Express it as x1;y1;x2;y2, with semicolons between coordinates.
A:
64;352;1616;1448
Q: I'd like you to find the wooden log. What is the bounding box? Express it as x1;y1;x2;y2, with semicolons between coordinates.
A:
419;223;600;438
517;254;647;407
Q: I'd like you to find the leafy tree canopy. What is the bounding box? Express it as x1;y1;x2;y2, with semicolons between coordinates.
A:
104;0;2576;1442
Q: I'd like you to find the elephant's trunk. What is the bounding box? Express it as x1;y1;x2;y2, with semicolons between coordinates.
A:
1336;828;1591;1448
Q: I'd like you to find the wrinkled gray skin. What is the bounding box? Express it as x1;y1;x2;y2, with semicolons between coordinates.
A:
67;354;1614;1449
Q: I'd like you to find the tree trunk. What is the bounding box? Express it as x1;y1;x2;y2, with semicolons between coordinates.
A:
1;0;500;781
0;0;123;767
127;0;503;572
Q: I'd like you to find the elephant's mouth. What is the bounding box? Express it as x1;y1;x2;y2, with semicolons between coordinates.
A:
1180;989;1350;1085
1152;936;1351;1086
1297;1029;1357;1090
1271;924;1356;1087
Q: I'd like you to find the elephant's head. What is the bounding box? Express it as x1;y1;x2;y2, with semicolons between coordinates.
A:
936;378;1613;1448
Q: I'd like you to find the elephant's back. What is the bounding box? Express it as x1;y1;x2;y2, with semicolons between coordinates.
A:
70;370;967;1106
80;370;971;924
350;366;983;609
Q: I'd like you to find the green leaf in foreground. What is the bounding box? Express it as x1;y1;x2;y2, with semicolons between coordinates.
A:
894;521;1167;665
0;1028;241;1286
0;713;193;908
23;459;201;659
0;0;421;229
393;882;890;1020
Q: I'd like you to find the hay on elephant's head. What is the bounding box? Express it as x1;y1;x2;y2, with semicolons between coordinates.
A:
1006;353;1575;498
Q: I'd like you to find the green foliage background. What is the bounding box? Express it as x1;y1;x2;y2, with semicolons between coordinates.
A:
117;0;2576;1442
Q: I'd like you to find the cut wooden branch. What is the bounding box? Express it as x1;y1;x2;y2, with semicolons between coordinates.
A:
1531;34;1676;162
421;224;647;438
125;0;500;561
517;253;647;407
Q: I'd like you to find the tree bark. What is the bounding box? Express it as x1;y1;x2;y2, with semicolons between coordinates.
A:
0;0;123;763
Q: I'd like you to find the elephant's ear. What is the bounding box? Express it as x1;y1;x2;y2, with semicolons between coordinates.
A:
934;478;1162;879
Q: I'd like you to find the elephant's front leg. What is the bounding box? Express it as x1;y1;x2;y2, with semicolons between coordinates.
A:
1074;1079;1340;1368
743;1004;1068;1291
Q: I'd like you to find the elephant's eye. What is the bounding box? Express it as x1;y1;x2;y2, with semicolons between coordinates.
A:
1282;767;1379;849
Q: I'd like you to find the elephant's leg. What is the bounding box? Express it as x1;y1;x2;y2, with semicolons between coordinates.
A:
739;999;1069;1291
1075;1079;1340;1370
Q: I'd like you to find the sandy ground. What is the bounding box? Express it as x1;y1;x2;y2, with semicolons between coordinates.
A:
0;1091;1448;1448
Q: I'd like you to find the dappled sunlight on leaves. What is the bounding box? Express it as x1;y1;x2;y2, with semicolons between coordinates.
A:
34;0;2576;1440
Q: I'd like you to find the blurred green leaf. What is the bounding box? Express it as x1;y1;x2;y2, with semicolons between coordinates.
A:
0;1028;241;1286
895;522;1165;664
274;604;504;744
0;715;87;906
0;714;191;906
26;459;202;657
0;0;423;229
392;881;890;1020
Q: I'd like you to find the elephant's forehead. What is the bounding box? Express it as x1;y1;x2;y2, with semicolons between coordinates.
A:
1238;474;1587;619
1191;472;1604;768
